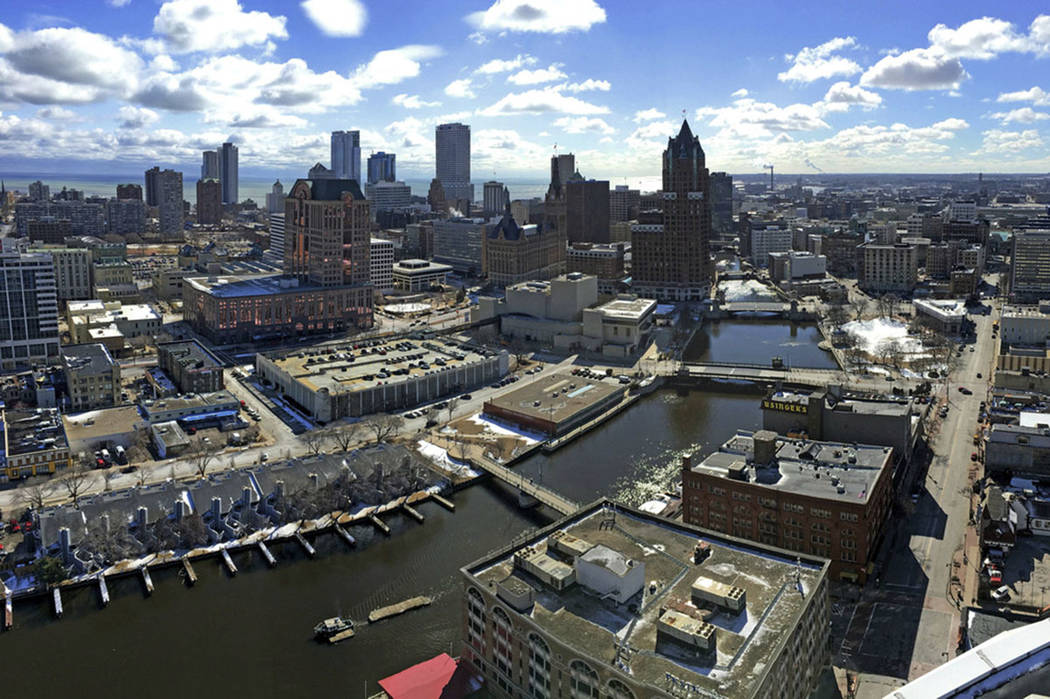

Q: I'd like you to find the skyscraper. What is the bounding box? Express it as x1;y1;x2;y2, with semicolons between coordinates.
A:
144;167;160;207
609;185;640;223
367;151;396;184
566;176;610;243
551;153;575;188
201;150;220;180
0;238;59;369
631;120;713;301
709;172;734;239
331;130;361;182
28;180;50;202
265;180;285;214
435;123;473;204
157;169;184;235
116;183;142;201
285;179;371;290
483;181;509;217
196;179;222;225
219;142;238;205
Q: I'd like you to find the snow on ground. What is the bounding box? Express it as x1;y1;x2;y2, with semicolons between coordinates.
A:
719;279;779;302
841;318;924;354
416;440;481;478
467;413;543;445
383;302;430;314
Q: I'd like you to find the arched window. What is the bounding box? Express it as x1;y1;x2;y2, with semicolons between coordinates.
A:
466;588;486;653
527;633;551;698
569;660;599;699
492;606;514;691
607;679;635;699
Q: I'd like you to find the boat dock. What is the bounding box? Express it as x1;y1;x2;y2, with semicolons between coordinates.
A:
4;587;13;629
221;549;238;576
368;514;390;535
294;532;316;557
335;525;356;547
141;567;154;596
257;541;276;567
53;588;63;618
182;558;198;586
368;596;432;623
97;576;110;607
328;628;355;644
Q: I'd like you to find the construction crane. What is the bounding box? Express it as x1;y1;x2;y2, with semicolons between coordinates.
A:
762;164;775;193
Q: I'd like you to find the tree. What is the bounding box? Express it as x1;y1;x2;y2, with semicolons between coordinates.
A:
328;423;361;452
848;294;867;321
507;337;530;367
446;396;460;424
61;459;94;508
128;427;153;462
455;287;466;304
825;302;848;327
363;413;405;444
189;437;215;480
35;556;69;587
302;429;329;456
19;480;56;512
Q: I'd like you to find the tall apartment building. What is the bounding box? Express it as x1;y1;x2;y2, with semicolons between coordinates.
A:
631;120;713;301
331;130;361;182
482;211;566;287
184;178;373;343
269;212;285;259
200;150;220;181
219;141;239;205
461;499;831;699
105;198;146;235
905;212;943;241
682;429;893;582
608;184;639;223
821;234;861;276
543;155;569;241
366;151;395;184
748;220;793;267
116;183;142;201
195;178;222;225
566;177;610;243
144;166;160;207
370;237;395;290
944;218;990;245
265;180;284;214
157;169;184;235
28;180;50;202
29;246;92;302
26;218;72;244
61;343;120;412
710;171;734;239
483;181;509;217
1011;230;1050;301
435;122;472;204
0;239;60;368
857;242;918;293
16;201;105;238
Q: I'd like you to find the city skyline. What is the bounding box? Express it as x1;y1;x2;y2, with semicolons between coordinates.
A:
0;2;1048;181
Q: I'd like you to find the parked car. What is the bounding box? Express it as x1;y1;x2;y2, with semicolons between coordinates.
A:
991;585;1011;602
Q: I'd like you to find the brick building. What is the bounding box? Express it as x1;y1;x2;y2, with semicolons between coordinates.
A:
482;208;565;287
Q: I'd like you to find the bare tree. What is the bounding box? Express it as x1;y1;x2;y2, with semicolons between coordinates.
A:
328;423;361;452
19;479;56;511
848;294;867;321
102;467;119;492
363;413;405;444
825;302;848;327
60;459;95;508
136;467;149;487
446;396;460;424
128;427;153;462
302;429;329;456
507;336;530;367
189;438;215;480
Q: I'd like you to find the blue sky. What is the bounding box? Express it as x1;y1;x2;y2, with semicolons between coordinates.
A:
0;0;1048;179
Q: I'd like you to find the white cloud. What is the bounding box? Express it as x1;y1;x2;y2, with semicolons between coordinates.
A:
352;45;443;89
987;107;1050;125
467;31;488;45
0;23;13;53
818;81;882;112
467;0;607;35
478;87;609;116
633;108;665;122
731;88;748;98
444;78;476;99
553;116;615;134
153;0;288;54
300;0;367;37
860;48;968;90
3;26;144;91
695;97;830;137
36;106;76;120
559;79;610;93
108;0;132;6
118;105;159;128
475;54;536;74
392;93;441;109
997;86;1050;106
473;128;550;170
973;128;1044;155
778;36;861;83
928;14;1050;59
507;64;567;85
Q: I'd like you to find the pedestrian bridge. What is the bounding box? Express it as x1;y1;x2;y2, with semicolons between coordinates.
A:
473;453;579;516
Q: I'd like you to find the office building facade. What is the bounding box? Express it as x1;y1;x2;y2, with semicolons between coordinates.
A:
857;242;918;293
483;181;510;217
116;184;142;201
61;343;120;412
631;120;714;301
144;167;160;207
367;151;396;184
105;198;146;235
483;212;565;287
30;246;92;302
16;202;104;238
157;169;184;235
566;177;610;243
265;180;285;214
370;237;395;290
201;150;220;181
196;178;222;225
436;123;472;204
608;184;639;223
219;142;239;205
1011;230;1050;302
331;130;361;182
0;240;60;368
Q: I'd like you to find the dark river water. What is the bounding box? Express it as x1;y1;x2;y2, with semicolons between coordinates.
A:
1;321;830;697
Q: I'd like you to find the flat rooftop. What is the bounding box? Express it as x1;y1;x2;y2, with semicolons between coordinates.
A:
465;500;826;697
141;390;239;414
4;408;70;456
63;406;145;442
691;430;892;504
596;296;656;321
264;336;497;394
60;343;116;375
766;389;911;417
484;372;624;425
185;274;337;299
158;339;223;370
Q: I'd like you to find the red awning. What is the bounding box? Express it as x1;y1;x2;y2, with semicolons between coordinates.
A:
378;654;458;699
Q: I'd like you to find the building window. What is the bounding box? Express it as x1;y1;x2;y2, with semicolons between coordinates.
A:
467;588;486;653
492;606;514;691
569;660;599;699
607;679;635;699
527;633;551;698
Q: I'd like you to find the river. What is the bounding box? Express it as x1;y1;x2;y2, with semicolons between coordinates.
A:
0;321;829;696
